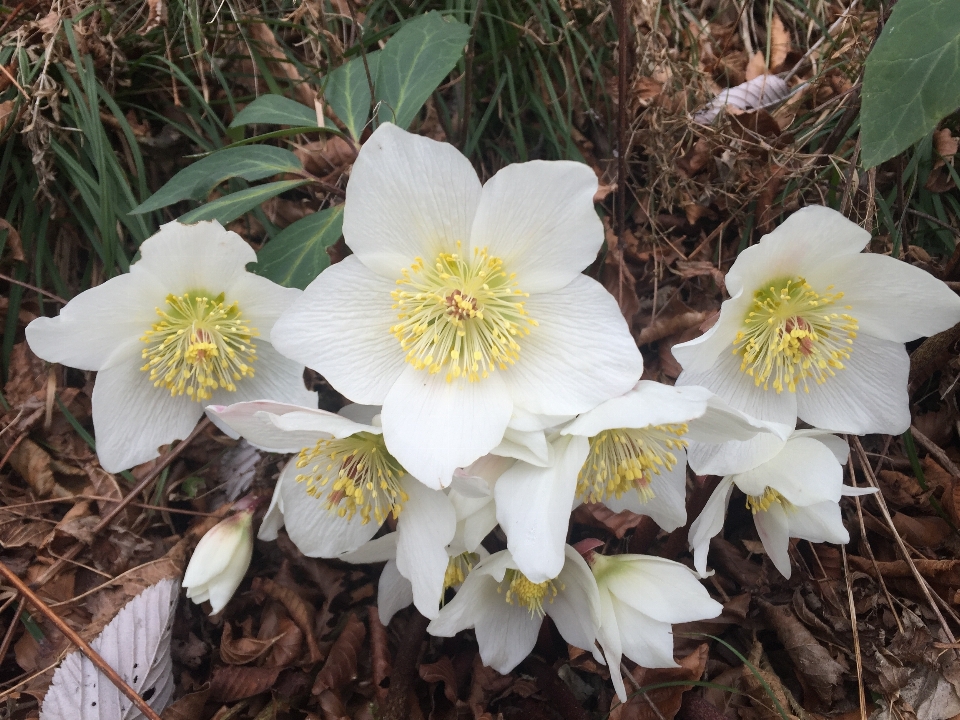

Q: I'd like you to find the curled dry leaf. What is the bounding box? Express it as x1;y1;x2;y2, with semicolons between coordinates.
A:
311;612;366;695
572;502;648;539
0;218;25;262
209;665;282;703
267;617;305;668
9;438;57;498
420;656;459;704
253;576;322;663
693;75;791;124
220;622;280;665
369;606;391;703
160;683;209;720
610;644;710;720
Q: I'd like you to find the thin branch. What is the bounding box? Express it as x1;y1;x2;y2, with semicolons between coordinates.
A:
0;272;67;304
459;0;485;150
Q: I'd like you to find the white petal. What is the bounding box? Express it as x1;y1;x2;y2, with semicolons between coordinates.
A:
495;434;589;582
785;501;850;544
806;252;960;343
258;481;285;541
563;382;710;438
206;533;253;615
460;502;499;553
340;532;399;564
491;426;551;466
209;341;317;412
687;476;735;576
427;568;490;637
395;476;458;619
205;401;326;453
135;220;256;294
614;598;680;669
670;292;753;375
469;161;603;294
92;360;203;473
271;256;406;405
502;275;644;415
754;502;792;578
277;460;380;556
547;547;602;660
343;122;482;278
686;433;790;478
686;393;790;444
381;365;513;489
596;588;627;702
474;587;543;674
796;333;910;434
600;555;721;624
603;457;688;532
184;521;245;587
790;430;849;464
270;410;378;439
731;436;843;506
225;271;303;334
378;559;414;626
26;268;164;371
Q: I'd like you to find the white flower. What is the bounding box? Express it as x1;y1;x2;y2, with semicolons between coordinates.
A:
271;123;644;489
184;508;254;614
589;551;722;701
207;400;456;619
428;545;602;674
687;430;875;578
561;381;787;532
673;206;960;468
25;221;316;472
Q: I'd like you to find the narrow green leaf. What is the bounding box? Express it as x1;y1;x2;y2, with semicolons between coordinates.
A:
861;0;960;169
255;206;344;289
178;180;309;225
229;94;321;128
326;52;380;140
375;12;471;129
131;146;304;215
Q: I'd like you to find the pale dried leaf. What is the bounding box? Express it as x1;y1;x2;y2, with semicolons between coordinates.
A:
694;75;791;124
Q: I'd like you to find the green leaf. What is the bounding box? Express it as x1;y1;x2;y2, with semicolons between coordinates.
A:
178;180;309;225
229;94;321;128
375;12;471;129
861;0;960;169
325;52;380;140
254;206;344;289
131;146;304;215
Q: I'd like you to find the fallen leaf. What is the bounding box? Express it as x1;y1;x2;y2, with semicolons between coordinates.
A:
219;622;280;666
609;644;710;720
209;665;281;703
770;14;791;70
420;656;459;703
693;75;791;124
745;52;767;81
266;617;304;668
253;576;322;663
312;612;365;695
9;438;56;498
160;683;209;720
369;606;390;703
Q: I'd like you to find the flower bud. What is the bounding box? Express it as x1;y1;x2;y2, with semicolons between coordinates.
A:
183;509;254;614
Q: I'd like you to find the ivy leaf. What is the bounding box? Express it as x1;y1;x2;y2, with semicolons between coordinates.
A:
861;0;960;169
255;206;344;289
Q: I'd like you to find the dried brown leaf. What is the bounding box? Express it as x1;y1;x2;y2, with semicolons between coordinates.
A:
9;438;56;497
267;617;304;668
209;665;281;702
161;683;209;720
253;576;322;663
420;655;459;703
572;502;649;539
369;606;390;703
220;621;279;665
312;612;366;695
610;644;710;720
892;513;952;548
0;218;25;262
745;53;767;81
770;14;791;70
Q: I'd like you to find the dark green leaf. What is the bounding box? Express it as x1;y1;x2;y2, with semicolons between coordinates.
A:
326;52;380;140
131;146;304;215
375;12;471;129
861;0;960;168
178;180;309;225
229;94;321;128
254;206;344;289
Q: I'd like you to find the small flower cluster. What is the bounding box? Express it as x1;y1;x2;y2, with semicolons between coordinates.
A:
28;123;960;701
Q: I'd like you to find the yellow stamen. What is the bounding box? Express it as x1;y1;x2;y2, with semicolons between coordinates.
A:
745;487;792;514
733;277;858;394
577;424;689;504
442;552;478;597
498;569;561;617
390;242;536;383
140;291;258;401
294;432;408;525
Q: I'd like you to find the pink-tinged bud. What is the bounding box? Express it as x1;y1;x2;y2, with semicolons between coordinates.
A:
572;538;604;565
183;510;254;614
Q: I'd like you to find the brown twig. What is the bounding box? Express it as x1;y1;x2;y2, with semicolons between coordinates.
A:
0;595;25;669
841;545;868;720
31;417;212;589
613;0;629;273
910;425;960;476
0;562;163;720
0;432;26;472
0;271;67;304
381;610;429;720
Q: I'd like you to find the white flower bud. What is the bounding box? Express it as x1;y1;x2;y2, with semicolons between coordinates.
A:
183;510;254;615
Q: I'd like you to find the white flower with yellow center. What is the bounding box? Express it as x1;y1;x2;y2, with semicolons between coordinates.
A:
184;505;255;615
588;551;722;702
25;221;316;472
427;545;603;674
673;206;960;469
687;430;875;579
207;400;456;618
270;123;644;489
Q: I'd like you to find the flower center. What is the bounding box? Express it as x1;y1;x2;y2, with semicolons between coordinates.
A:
294;432;408;526
577;425;689;504
499;569;561;618
745;487;792;514
140;292;258;401
442;551;479;595
733;277;858;394
390;243;536;383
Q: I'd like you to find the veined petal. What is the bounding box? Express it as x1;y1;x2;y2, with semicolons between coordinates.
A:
378;559;414;626
754;501;792;578
92;360;204;473
688;476;736;576
209;342;317;417
614;598;680;669
205;401;326;453
395;476;457;619
469;160;603;294
603;456;688;532
731;436;843;506
599;555;721;624
597;588;627;701
502;275;643;415
563;382;711;438
686;433;789;478
381;365;513;490
225;271;303;334
26;268;165;372
491;426;551;466
670;293;753;374
785;500;850;544
495;435;589;582
269;409;379;439
796;334;910;434
258;481;285;541
548;547;602;662
686;393;791;444
343;123;482;278
472;582;543;674
340;532;399;564
271;256;406;405
205;535;253;615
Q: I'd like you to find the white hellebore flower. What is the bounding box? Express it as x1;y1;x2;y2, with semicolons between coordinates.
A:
688;431;875;579
428;545;602;674
184;507;254;614
589;551;722;702
271;123;644;489
206;401;456;619
673;206;960;467
26;221;316;472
